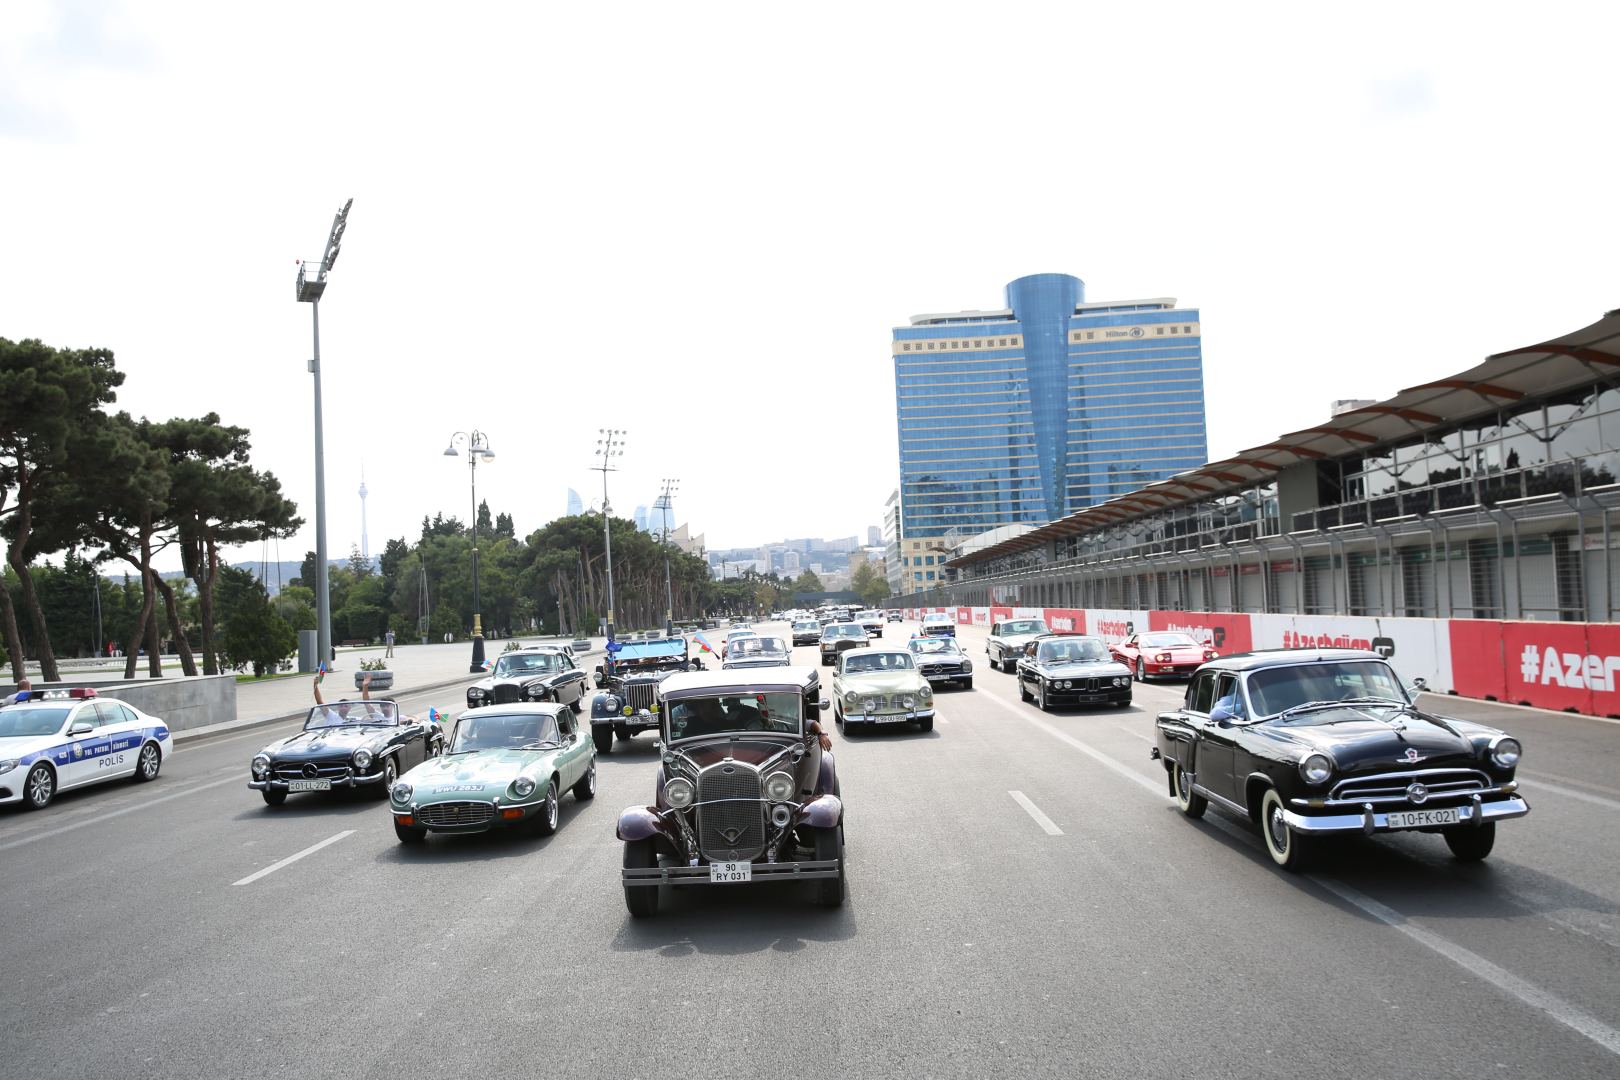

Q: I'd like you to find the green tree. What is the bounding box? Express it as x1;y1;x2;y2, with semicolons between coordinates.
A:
851;562;891;606
792;569;824;595
0;338;125;680
215;565;293;674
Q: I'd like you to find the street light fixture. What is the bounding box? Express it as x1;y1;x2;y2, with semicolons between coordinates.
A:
444;429;495;672
593;429;626;643
655;478;679;635
295;197;353;668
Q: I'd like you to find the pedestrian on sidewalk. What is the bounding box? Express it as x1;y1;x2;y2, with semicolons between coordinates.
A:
385;628;395;658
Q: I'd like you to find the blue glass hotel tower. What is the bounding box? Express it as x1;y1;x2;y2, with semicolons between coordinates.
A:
892;273;1207;541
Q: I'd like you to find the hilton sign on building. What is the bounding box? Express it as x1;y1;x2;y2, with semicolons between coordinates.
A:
891;273;1209;542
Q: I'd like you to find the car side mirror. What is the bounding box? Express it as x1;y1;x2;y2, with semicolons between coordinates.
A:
653;740;664;752
69;721;94;736
1407;677;1429;695
818;700;830;711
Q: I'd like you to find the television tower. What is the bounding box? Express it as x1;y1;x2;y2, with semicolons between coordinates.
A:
358;466;370;561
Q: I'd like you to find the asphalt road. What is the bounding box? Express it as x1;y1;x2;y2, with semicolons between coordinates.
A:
3;621;1618;1079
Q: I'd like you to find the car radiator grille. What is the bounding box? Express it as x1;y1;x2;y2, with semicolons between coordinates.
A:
697;766;765;861
272;761;350;781
417;801;496;827
920;663;961;678
1330;768;1489;804
491;684;524;705
622;681;658;713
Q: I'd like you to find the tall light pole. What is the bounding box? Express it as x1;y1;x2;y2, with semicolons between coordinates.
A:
593;429;626;642
444;430;495;671
295;197;353;667
655;478;678;635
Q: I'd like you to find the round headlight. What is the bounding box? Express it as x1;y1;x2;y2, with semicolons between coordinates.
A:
622;706;632;716
665;777;695;808
603;696;619;712
251;755;270;778
512;775;537;799
353;748;373;770
900;695;916;709
468;687;485;699
962;659;973;672
765;771;795;803
1060;680;1072;689
845;692;859;705
1300;753;1333;785
391;782;412;802
1491;737;1522;768
920;685;932;698
526;685;546;699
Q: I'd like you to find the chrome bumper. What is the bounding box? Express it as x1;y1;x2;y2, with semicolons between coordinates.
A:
1281;795;1530;835
249;767;387;792
623;858;840;886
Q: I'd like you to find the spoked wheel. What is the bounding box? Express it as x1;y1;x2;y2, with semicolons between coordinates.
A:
1443;822;1496;861
1019;677;1032;702
133;742;162;782
572;762;597;801
1035;681;1050;712
1260;787;1314;871
22;763;54;810
812;824;846;908
1135;659;1146;683
529;784;560;837
624;838;660;918
375;757;398;800
1173;763;1207;819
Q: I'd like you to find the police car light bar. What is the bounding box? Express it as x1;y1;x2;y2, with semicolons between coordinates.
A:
12;687;97;702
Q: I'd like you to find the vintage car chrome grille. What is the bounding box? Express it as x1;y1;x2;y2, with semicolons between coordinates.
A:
622;679;659;714
491;684;524;705
272;761;350;781
1330;768;1490;805
417;801;496;827
919;662;962;678
696;764;765;861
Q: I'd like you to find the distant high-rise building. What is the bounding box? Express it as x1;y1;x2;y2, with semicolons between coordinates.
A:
566;488;583;516
783;550;802;573
867;525;881;547
893;272;1207;540
358;468;370;560
633;504;650;532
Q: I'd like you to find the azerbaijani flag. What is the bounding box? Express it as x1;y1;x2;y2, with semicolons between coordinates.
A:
481;659;493;671
693;632;716;654
429;707;442;723
315;661;327;685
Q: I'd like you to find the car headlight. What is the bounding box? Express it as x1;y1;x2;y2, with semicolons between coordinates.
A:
602;695;619;712
1059;680;1071;689
526;685;546;699
764;771;795;803
512;775;537;799
1300;753;1333;785
391;782;412;802
1115;677;1126;687
919;685;932;698
962;659;973;672
665;777;695;808
251;754;270;778
353;748;373;770
900;695;916;709
468;687;486;699
845;691;859;705
1490;737;1522;768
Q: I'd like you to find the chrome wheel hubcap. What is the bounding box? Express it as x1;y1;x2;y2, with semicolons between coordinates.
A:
29;770;50;804
141;747;158;776
1269;807;1288;851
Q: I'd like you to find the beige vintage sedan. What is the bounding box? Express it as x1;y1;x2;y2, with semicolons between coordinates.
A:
831;647;935;734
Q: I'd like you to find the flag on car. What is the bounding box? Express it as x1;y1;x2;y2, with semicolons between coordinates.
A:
693;632;716;654
429;707;442;723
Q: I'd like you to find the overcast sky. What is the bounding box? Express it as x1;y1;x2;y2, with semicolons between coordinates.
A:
4;1;1616;572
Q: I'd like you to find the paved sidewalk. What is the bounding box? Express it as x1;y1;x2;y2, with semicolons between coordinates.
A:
175;636;603;743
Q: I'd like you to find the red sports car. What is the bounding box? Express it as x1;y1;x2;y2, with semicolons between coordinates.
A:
1110;632;1217;681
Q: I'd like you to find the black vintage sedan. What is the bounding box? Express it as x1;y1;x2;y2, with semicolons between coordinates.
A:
1151;649;1529;870
249;700;445;806
1015;635;1132;710
467;648;589;711
818;622;869;666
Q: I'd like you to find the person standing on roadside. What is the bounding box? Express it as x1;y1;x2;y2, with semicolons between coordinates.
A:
384;628;395;658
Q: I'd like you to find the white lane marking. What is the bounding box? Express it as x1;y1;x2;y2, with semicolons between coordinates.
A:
232;830;355;886
1518;779;1620;813
989;682;1620;1061
1008;790;1063;835
1110;722;1153;743
982;691;1167;799
1309;876;1620;1057
0;774;242;853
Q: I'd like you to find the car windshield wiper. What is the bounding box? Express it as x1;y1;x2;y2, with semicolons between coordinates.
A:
517;741;561;750
1277;700;1358;721
1277;697;1411;722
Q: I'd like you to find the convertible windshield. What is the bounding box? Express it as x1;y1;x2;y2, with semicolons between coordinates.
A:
305;701;399;728
493;653;565;677
451;711;561;752
824;625;866;639
1003;620;1046;634
1139;633;1199;648
0;707;70;738
792;621;820;631
666;693;802;739
1246;661;1410;720
909;639;959;655
728;638;787;657
843;652;914;673
1038;638;1111;663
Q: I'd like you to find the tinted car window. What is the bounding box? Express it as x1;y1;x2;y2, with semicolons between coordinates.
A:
1037;638;1110;663
1188;672;1217;714
1246;661;1407;718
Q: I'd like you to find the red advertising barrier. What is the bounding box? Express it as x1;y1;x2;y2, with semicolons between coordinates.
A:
1450;619;1620;717
1044;608;1086;633
1147;611;1253;654
989;606;1013;624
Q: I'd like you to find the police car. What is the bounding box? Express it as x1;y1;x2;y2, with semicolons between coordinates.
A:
0;688;173;810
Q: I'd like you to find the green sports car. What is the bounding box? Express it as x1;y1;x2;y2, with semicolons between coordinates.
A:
389;703;596;843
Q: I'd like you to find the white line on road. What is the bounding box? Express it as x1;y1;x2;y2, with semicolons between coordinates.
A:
986;682;1620;1061
1519;779;1620;812
0;773;243;853
232;830;355;886
1110;722;1153;743
1309;876;1620;1057
1009;790;1063;835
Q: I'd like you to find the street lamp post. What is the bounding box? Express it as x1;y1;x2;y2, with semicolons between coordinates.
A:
655;478;678;636
295;197;353;668
593;429;626;642
444;430;495;672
